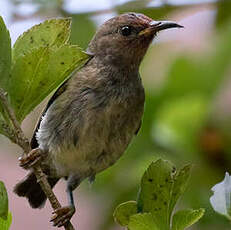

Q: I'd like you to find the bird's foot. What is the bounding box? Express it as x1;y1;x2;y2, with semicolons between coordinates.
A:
50;206;75;228
19;148;43;170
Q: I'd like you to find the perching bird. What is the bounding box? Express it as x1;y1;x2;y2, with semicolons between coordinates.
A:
14;13;182;227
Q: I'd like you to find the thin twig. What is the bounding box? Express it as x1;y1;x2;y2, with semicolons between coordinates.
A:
0;88;74;230
0;88;30;152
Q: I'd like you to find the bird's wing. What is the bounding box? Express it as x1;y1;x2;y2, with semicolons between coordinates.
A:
30;56;94;149
30;80;69;149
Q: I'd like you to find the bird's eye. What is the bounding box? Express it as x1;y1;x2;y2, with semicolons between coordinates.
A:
121;26;132;36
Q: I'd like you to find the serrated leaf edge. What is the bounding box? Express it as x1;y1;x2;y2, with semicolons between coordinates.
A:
12;18;72;61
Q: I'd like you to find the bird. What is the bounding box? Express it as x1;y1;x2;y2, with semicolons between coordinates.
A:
14;12;183;227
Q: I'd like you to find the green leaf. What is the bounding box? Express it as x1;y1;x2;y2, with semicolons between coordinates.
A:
114;201;137;226
13;18;71;59
169;165;192;215
0;16;12;135
0;212;12;230
0;16;11;89
0;181;8;220
9;45;89;122
138;159;175;230
138;160;193;230
171;209;205;230
128;213;159;230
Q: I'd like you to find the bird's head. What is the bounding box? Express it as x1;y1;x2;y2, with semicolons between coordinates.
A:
87;13;183;69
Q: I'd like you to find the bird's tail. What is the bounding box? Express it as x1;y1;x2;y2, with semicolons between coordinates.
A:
14;172;59;209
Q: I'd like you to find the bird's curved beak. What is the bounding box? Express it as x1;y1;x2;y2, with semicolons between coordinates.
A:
139;20;183;36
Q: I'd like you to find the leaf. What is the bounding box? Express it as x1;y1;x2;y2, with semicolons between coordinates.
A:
138;160;193;230
13;18;71;59
169;164;193;222
9;45;89;122
171;209;205;230
138;159;175;230
0;181;8;220
128;213;159;230
113;161;203;230
0;16;12;134
210;172;231;219
0;16;11;89
0;212;12;230
169;165;192;215
114;201;137;226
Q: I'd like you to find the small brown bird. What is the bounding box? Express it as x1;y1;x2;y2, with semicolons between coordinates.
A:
14;13;182;227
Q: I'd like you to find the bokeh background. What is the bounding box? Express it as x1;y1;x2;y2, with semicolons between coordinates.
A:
1;0;231;229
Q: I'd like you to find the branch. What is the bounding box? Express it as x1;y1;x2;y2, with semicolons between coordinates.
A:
0;89;30;151
0;88;74;230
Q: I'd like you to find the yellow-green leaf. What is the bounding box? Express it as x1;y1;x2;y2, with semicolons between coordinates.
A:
128;213;159;230
171;209;205;230
138;159;175;230
0;16;11;89
169;165;192;216
13;18;71;60
114;201;137;226
0;181;8;220
0;16;12;134
0;212;12;230
9;45;89;122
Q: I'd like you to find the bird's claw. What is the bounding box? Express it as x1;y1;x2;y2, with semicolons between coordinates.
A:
50;206;75;228
19;148;43;170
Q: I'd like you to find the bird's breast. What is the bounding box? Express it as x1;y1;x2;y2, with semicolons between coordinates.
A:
72;90;144;175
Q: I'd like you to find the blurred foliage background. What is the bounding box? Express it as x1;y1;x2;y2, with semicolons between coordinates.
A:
1;0;231;229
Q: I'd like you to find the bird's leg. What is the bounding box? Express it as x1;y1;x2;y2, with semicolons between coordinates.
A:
18;148;44;170
50;176;81;228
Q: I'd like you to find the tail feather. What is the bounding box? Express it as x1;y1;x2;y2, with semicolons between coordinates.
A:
14;172;59;209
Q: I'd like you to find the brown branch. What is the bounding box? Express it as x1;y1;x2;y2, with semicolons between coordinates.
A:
0;89;30;151
0;88;74;230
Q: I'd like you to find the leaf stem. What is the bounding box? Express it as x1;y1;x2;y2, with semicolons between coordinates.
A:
0;87;75;230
